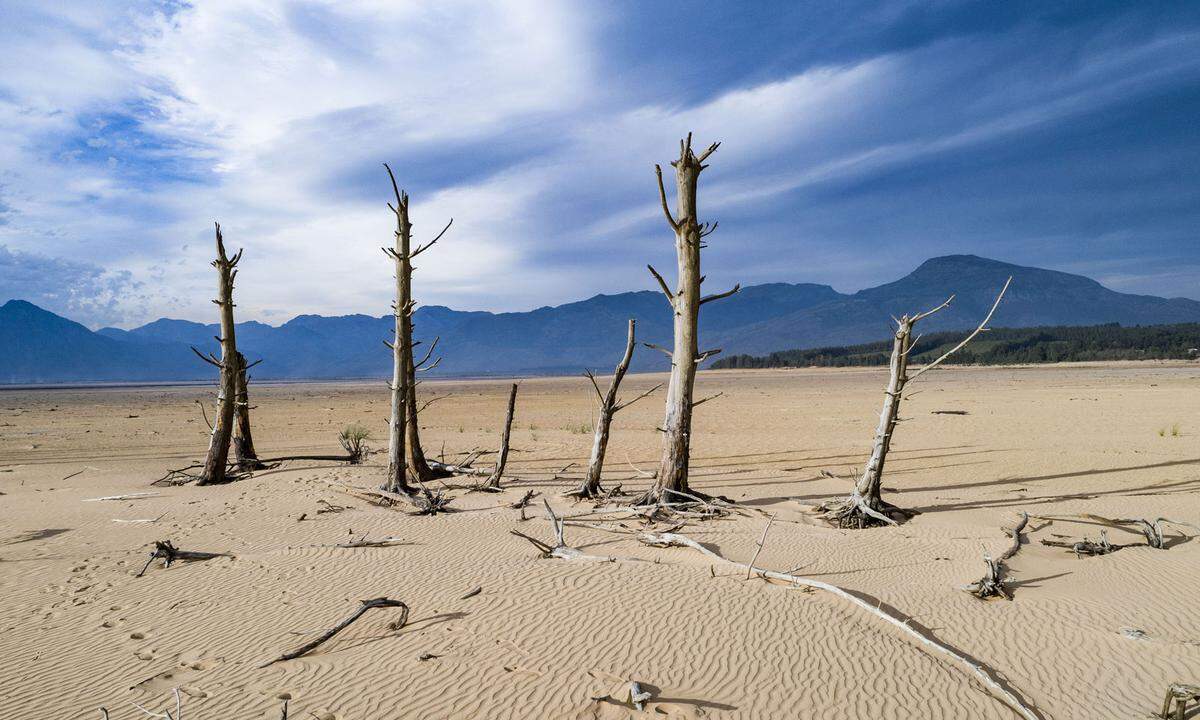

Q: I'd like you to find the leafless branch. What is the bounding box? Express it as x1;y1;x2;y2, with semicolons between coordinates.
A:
647;264;674;302
654;165;678;230
909;276;1011;382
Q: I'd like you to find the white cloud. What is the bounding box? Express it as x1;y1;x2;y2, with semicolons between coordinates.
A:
1;3;1197;327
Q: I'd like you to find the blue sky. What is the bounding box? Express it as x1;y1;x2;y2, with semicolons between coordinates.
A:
0;1;1197;328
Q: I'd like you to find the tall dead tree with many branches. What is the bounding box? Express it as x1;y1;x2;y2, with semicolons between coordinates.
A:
822;277;1011;527
382;164;452;494
194;223;243;486
635;134;739;505
568;319;660;499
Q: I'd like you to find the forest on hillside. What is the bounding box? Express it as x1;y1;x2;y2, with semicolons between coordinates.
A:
711;323;1200;369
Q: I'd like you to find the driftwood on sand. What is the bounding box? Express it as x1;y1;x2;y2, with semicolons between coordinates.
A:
136;540;232;577
637;530;1041;720
510;500;615;561
964;511;1029;600
260;597;409;667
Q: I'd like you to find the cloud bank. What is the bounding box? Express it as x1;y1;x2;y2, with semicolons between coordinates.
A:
1;1;1197;327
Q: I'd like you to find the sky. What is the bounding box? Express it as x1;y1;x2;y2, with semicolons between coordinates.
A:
0;1;1197;329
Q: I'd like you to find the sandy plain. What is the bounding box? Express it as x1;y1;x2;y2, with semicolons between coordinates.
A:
1;363;1198;719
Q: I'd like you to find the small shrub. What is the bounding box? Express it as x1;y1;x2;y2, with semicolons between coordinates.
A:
1172;423;1181;437
338;422;372;464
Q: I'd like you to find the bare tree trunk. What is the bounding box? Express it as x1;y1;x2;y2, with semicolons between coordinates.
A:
232;350;264;471
569;320;659;499
855;318;912;514
384;171;413;495
636;134;738;505
382;164;452;490
405;347;435;482
198;224;242;486
823;278;1011;527
481;383;518;490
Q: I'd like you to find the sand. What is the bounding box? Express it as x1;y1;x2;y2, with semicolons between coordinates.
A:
1;363;1198;719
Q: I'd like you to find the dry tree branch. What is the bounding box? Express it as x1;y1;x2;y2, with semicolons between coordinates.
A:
909;276;1011;382
654;165;679;230
746;513;776;580
964;511;1028;600
613;383;661;413
259;597;408;667
638;531;1041;720
699;284;740;305
642;342;673;358
130;688;181;720
647;264;675;302
413;336;440;369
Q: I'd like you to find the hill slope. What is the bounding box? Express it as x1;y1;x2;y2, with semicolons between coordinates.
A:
4;256;1199;383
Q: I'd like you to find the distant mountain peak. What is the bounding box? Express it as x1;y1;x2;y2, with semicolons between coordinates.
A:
4;255;1199;383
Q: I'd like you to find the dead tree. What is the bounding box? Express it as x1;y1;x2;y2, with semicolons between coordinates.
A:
568;319;660;499
822;277;1011;527
193;223;243;486
232;351;265;471
635;134;739;505
382;164;452;493
479;383;518;491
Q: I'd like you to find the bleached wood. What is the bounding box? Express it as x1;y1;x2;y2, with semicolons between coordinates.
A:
259;597;408;667
638;531;1040;720
569;320;658;499
198;224;242;486
638;134;736;505
825;277;1011;527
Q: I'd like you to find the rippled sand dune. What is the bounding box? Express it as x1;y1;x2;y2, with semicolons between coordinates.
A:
2;363;1198;719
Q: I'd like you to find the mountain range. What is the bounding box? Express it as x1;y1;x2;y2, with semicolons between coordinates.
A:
4;255;1200;384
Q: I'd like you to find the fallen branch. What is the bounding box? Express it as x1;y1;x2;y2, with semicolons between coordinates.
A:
259;597;409;667
510;500;615;561
746;513;776;580
112;513;167;524
630;681;652;711
129;687;182;719
85;492;160;502
510;489;539;509
136;540;232;577
324;535;407;549
637;531;1041;720
1041;531;1115;557
1161;682;1200;719
1081;514;1200;549
964;511;1028;600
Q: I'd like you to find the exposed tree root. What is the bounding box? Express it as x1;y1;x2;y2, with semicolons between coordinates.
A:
964;512;1028;600
817;491;909;529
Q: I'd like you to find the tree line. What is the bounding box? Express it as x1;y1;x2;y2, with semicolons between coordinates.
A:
712;323;1200;370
